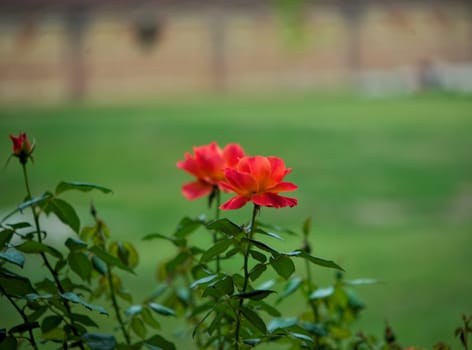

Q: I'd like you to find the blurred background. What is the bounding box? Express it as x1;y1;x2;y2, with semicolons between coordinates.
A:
0;0;471;349
1;0;472;100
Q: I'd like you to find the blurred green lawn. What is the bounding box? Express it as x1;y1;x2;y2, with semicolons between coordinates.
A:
1;92;471;348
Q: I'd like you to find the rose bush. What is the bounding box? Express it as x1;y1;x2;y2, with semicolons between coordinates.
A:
0;136;469;350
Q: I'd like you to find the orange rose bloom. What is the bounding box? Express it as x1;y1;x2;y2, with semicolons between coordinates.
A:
220;155;297;210
177;142;245;200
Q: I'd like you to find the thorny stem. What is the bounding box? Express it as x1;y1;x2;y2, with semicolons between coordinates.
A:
211;188;224;350
0;285;39;350
21;164;84;350
305;258;319;322
106;267;131;344
95;217;131;345
213;187;221;273
183;273;204;349
234;204;259;350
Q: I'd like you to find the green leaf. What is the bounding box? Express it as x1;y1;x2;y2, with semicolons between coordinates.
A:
207;219;242;236
142;233;185;247
213;275;234;295
256;221;297;236
329;326;351;339
145;284;168;302
0;269;35;296
9;322;39;334
192;307;215;339
41;315;62;333
243;339;262;346
55;181;112;195
191;274;218;288
289;332;314;343
346;289;365;310
82;333;116;350
240;306;267;334
108;241;139;269
254;228;283;240
25;293;53;301
141;307;160;330
202;286;221;299
6;222;31;230
0;229;14;248
344;278;379;286
310;287;334;300
0;250;24;268
299;321;328;336
130;316;147;339
278;276;303;302
249;250;267;263
60;292;108;315
55;259;67;273
28;306;48;322
125;305;143;316
70;313;99;328
18;193;51;212
65;237;87;251
200;239;232;263
257;279;276;290
15;241;63;260
225;247;240;258
148;303;176;317
174;217;205;238
254;301;281;317
203;275;234;298
287;250;344;271
190;301;213;318
0;336;17;349
232;274;245;290
68;252;92;281
91;256;108;275
45;198;80;234
247;239;279;256
270;255;295;280
41;327;65;341
234;290;276;301
144;334;176;350
249;263;267;281
165;251;191;275
207;312;223;336
267;317;298;332
89;246;134;274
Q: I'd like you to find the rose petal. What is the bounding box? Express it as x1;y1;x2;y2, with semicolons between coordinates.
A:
268;182;298;193
177;156;203;178
220;195;249;210
268;157;289;182
223;143;245;168
181;181;213;200
237;156;251;174
195;142;224;178
224;168;258;195
252;193;298;208
218;180;235;193
247;156;271;190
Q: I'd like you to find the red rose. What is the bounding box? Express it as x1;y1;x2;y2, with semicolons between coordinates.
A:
177;142;245;200
10;132;33;164
220;155;298;210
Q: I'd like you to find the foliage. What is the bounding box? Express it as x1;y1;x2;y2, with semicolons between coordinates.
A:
1;135;469;350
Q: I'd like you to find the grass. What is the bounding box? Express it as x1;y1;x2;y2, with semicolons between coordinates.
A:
0;91;471;348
